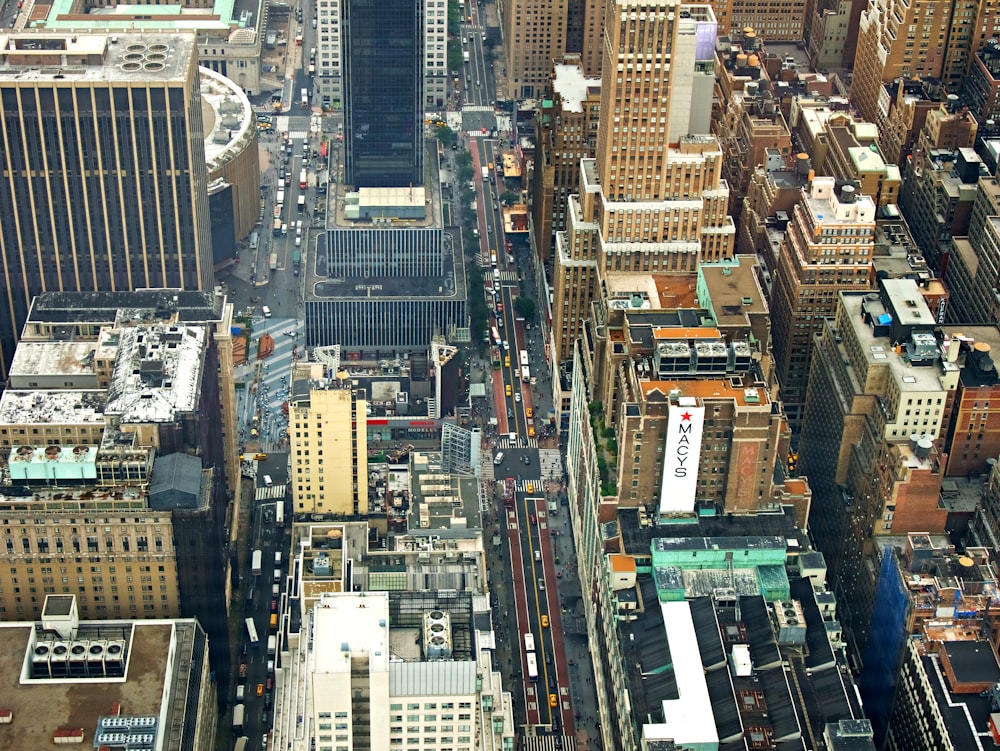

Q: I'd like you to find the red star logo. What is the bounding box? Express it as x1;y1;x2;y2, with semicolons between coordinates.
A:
680;411;692;421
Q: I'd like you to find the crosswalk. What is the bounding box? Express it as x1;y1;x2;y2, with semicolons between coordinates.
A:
498;270;518;281
496;436;538;450
255;484;287;501
522;736;575;751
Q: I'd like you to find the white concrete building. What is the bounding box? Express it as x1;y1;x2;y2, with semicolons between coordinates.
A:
271;590;515;751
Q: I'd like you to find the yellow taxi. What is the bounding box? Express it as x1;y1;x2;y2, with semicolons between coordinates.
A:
528;426;536;438
256;683;264;697
527;482;534;493
549;694;558;707
488;161;494;171
541;614;549;628
504;356;510;367
505;384;512;397
526;407;533;418
254;453;268;461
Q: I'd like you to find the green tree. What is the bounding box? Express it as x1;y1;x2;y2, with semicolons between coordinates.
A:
500;190;520;206
456;151;472;169
434;124;457;148
513;296;536;321
458;164;474;182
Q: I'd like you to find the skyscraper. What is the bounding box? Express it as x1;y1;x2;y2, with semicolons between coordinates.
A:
551;0;733;363
0;33;214;378
343;0;424;187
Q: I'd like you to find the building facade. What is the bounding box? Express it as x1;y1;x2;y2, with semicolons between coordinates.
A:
289;374;369;516
945;176;1000;323
770;176;876;426
498;0;568;99
342;0;424;187
551;0;733;364
0;290;239;693
533;58;601;263
0;33;214;378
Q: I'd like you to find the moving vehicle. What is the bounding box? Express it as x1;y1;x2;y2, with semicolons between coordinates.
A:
269;252;278;271
269;613;278;630
505;384;512;397
267;635;277;655
521;365;530;382
482;166;488;179
233;704;245;731
297;195;306;212
549;694;558;708
276;503;284;525
245;617;260;647
299;169;308;189
541;614;549;627
493;451;504;465
524;633;536;653
251;550;263;576
256;683;264;697
262;306;272;318
526;653;538;682
300;87;308;106
463;50;470;63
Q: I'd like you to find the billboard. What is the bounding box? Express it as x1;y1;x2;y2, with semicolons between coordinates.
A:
659;404;705;515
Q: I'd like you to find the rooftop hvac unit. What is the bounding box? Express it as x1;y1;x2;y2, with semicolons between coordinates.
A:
70;642;89;661
106;640;126;659
422;609;453;660
31;643;52;679
775;600;807;646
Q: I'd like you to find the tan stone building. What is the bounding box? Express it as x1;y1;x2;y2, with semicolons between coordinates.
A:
289;366;369;516
533;57;601;263
0;290;238;689
770;176;876;426
713;31;793;220
498;0;568;99
551;0;733;364
712;0;808;42
852;0;982;124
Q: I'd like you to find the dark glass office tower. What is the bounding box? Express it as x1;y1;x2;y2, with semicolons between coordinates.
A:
342;0;424;188
0;33;214;378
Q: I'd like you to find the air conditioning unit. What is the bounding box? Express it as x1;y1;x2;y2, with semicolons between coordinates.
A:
774;600;806;646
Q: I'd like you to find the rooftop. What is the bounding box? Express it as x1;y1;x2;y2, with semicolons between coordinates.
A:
103;325;207;423
640;377;771;408
408;451;482;532
698;257;768;323
0;390;106;426
551;61;600;113
200;66;255;173
388;661;478;696
312;592;390;675
26;290;223;326
8;341;100;380
921;651;996;751
840;292;946;394
0;33;195;82
0;618;184;750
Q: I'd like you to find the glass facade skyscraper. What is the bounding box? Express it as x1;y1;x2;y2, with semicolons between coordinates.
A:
342;0;424;187
0;33;213;378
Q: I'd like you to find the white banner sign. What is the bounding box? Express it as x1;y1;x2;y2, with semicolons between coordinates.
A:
659;404;704;515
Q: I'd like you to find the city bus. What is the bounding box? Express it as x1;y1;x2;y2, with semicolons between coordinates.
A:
526;653;538;682
519;350;529;368
245;617;260;648
299;169;308;189
251;549;262;576
524;633;535;654
275;503;284;525
490;325;500;344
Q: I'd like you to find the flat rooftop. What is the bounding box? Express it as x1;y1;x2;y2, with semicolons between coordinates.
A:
313;592;390;675
103;324;207;423
409;452;482;532
551;62;600;113
8;341;101;381
27;290;223;325
0;390;106;426
699;257;768;323
640;378;770;407
0;621;172;750
841;293;945;394
0;33;195;82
